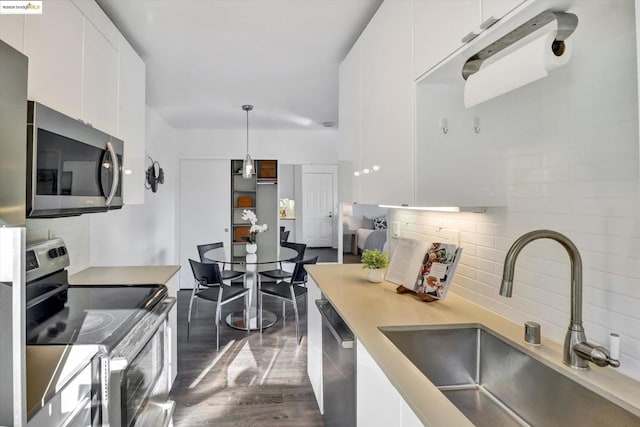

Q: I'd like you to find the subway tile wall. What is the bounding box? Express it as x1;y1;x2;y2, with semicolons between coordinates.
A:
390;1;640;381
26;216;90;275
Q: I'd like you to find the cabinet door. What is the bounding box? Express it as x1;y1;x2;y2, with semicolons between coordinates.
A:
338;36;362;203
118;35;146;205
82;17;118;135
359;0;414;206
24;0;83;120
481;0;524;23
413;0;479;80
0;15;24;52
357;340;404;427
306;277;323;413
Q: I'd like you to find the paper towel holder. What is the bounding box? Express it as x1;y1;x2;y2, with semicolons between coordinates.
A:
462;11;578;81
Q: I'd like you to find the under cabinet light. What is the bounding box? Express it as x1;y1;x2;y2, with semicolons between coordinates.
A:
378;205;488;213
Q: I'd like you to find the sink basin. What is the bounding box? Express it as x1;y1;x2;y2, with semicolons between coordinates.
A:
380;324;639;427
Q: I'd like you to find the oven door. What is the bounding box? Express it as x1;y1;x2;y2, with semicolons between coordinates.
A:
27;101;123;218
106;297;175;427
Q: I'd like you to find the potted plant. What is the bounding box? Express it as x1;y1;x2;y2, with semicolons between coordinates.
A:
361;249;389;283
241;209;268;253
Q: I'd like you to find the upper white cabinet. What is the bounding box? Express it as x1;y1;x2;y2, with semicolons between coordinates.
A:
24;0;84;120
82;18;118;135
338;0;414;206
338;35;362;204
118;35;146;205
413;0;525;80
0;15;25;52
482;0;524;22
359;0;414;206
413;0;478;80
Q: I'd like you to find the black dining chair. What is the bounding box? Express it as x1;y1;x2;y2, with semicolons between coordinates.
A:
197;242;245;282
258;256;318;344
188;259;249;350
258;241;306;283
280;230;290;244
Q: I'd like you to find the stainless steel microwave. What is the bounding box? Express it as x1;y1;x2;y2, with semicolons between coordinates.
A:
27;101;123;217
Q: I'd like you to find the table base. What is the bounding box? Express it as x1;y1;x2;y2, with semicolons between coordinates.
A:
226;309;277;331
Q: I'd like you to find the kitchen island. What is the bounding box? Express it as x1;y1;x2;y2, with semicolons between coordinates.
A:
306;264;640;426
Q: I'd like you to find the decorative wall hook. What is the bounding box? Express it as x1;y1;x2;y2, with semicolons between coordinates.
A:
439;118;448;135
473;117;480;133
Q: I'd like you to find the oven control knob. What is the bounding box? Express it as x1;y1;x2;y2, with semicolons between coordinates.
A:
58;247;67;256
48;249;59;258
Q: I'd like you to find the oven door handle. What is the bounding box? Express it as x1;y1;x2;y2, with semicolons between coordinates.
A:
111;297;176;371
105;141;120;206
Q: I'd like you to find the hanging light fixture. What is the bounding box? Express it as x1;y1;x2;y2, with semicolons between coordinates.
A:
242;104;254;179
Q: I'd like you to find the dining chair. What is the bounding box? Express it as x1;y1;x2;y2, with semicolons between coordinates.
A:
258;256;318;344
258;241;306;283
188;259;249;350
280;230;290;243
197;242;245;282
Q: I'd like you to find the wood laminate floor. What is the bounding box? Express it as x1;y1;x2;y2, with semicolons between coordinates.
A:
170;289;325;426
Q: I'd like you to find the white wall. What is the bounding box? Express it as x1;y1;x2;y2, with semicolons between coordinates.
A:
177;128;339;164
389;0;640;381
89;106;178;265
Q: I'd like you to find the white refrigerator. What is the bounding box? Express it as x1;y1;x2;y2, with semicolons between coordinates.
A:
0;38;28;426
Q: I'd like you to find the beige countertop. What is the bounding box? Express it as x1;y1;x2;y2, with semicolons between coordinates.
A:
69;265;180;285
307;264;640;426
26;345;99;420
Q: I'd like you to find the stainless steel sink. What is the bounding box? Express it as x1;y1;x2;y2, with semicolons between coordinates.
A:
380;325;640;427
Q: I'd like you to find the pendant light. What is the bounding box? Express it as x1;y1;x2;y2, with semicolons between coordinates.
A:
242;104;254;179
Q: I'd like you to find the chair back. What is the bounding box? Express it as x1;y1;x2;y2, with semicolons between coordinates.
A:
197;242;224;263
280;230;290;243
290;256;318;285
281;241;306;262
189;258;223;287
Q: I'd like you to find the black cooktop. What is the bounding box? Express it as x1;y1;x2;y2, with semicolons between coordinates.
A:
27;284;167;350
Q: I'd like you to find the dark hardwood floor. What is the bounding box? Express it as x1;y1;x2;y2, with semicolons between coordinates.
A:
170;289;325;426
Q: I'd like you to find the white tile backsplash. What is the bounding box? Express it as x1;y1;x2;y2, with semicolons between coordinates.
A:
390;1;640;381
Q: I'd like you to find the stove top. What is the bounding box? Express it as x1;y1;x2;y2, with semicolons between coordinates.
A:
27;285;167;350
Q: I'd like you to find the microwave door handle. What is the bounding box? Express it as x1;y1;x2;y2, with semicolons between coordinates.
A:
105;141;119;206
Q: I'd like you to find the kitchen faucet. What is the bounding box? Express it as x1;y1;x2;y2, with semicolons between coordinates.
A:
500;230;620;370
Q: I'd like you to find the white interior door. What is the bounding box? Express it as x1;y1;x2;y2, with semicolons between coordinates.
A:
179;159;230;289
303;172;334;247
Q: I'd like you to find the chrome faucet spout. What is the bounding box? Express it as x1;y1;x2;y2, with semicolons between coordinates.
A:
499;230;618;370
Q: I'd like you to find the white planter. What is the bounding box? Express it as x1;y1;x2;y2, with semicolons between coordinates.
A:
366;268;385;283
246;243;257;254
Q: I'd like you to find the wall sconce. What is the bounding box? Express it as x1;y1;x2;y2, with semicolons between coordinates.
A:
145;156;165;193
439;118;448;134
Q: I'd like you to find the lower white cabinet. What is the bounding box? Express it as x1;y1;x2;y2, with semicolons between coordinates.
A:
306;276;324;413
357;340;423;427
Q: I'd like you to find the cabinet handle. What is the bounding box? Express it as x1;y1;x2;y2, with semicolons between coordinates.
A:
480;16;499;30
461;31;479;43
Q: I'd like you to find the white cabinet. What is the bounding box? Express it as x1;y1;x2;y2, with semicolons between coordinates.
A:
0;15;25;52
306;276;324;413
338;34;362;203
118;34;146;205
24;0;84;120
413;0;525;80
82;17;118;135
359;0;414;206
481;0;524;23
356;340;423;427
414;75;506;207
413;0;478;80
338;0;414;206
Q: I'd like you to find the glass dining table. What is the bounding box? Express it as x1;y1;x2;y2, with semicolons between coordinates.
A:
204;244;298;331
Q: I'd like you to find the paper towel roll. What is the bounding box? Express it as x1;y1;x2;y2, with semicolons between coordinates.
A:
464;29;572;108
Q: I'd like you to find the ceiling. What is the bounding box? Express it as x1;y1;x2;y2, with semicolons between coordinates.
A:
96;0;382;130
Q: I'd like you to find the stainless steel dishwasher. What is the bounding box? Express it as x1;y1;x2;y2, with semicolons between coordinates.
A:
316;299;356;427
